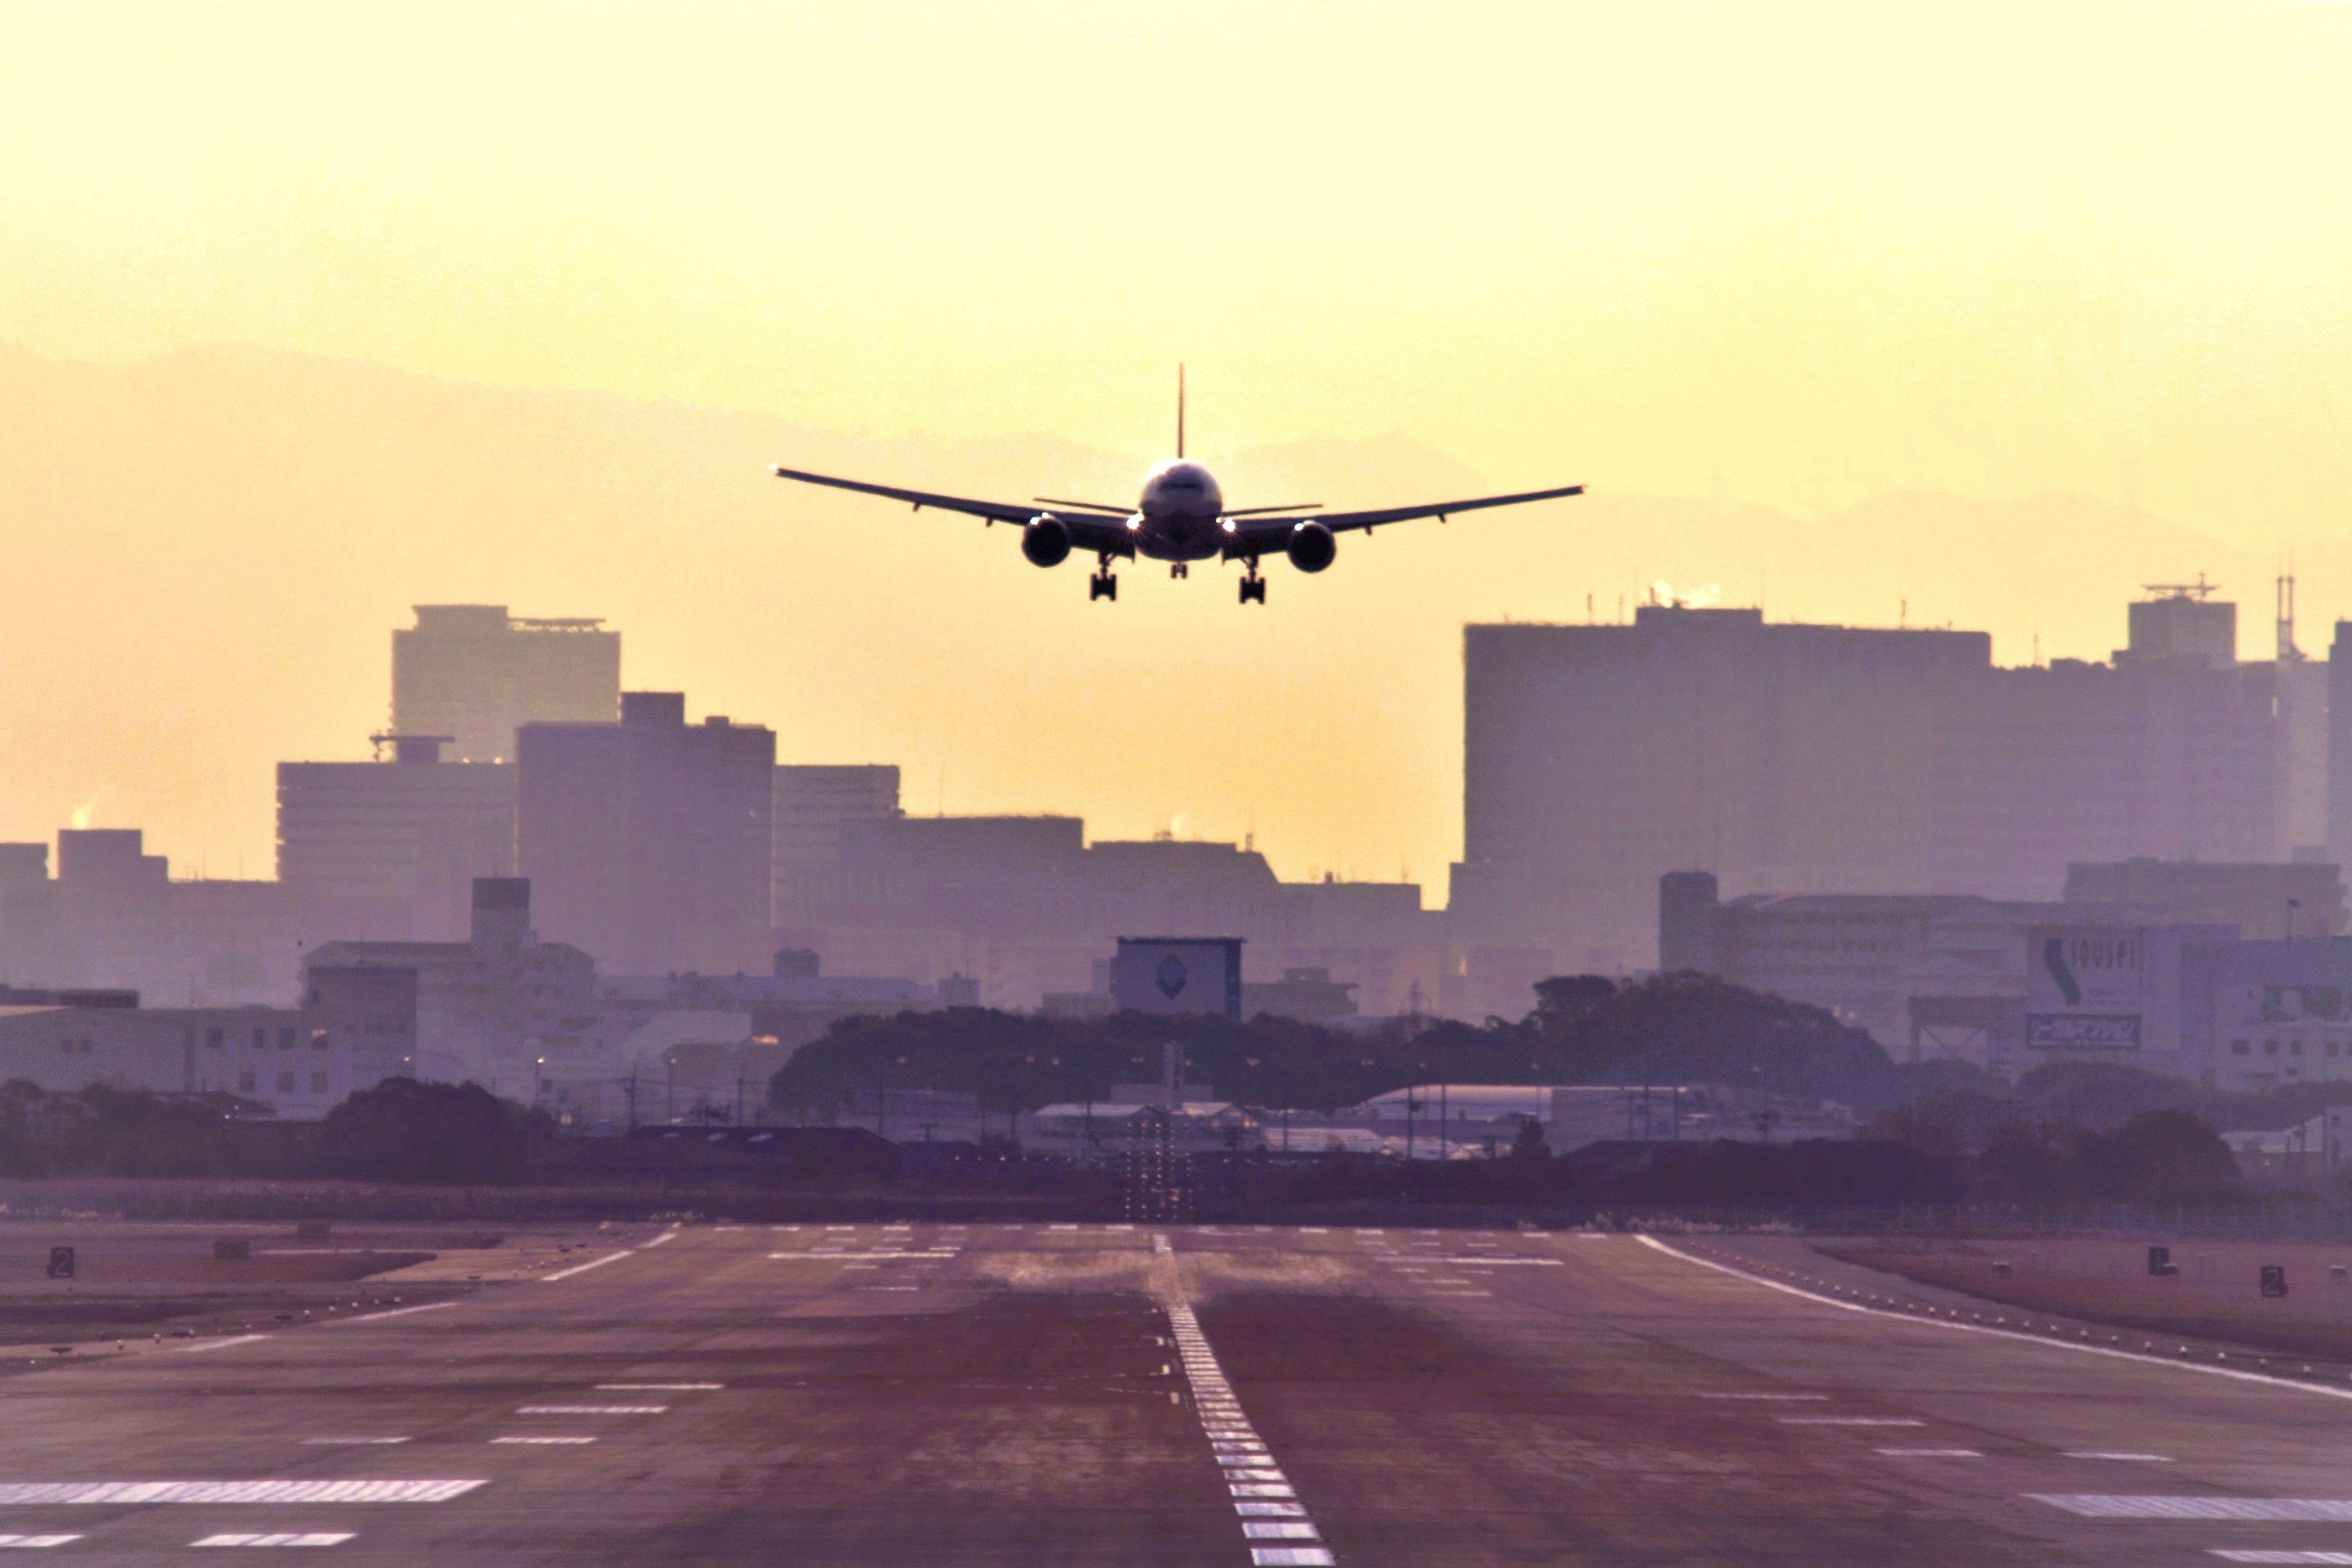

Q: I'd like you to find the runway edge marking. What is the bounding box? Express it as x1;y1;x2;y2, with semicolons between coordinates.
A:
1634;1235;2352;1404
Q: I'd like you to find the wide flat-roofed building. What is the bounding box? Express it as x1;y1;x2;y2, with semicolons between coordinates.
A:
391;605;620;764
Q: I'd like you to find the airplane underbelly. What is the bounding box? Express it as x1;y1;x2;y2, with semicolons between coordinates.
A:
1138;511;1226;562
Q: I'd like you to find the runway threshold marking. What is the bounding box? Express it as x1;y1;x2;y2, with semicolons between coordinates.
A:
1637;1235;2352;1404
326;1302;460;1325
0;1482;484;1504
299;1439;408;1447
2033;1496;2352;1521
168;1335;271;1354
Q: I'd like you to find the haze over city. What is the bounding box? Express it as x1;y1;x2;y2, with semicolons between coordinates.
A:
6;0;2352;890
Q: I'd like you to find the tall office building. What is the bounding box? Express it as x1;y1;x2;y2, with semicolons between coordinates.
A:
276;735;518;940
517;692;775;973
1455;595;2280;973
390;605;620;763
772;765;900;925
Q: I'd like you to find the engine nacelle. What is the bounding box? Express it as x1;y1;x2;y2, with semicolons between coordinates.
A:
1287;520;1336;573
1022;514;1072;568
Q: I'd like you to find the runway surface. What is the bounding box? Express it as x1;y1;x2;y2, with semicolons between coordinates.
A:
6;1221;2352;1564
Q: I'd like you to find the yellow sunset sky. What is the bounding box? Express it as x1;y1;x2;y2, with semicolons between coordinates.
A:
2;0;2350;894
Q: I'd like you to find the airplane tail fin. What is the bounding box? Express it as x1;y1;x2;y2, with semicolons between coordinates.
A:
1177;363;1185;459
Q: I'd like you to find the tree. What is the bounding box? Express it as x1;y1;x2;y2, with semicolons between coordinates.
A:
313;1078;549;1185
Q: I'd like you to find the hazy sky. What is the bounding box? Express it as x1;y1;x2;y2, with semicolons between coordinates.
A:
4;1;2350;892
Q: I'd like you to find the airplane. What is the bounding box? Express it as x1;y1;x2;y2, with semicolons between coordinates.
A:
771;370;1583;604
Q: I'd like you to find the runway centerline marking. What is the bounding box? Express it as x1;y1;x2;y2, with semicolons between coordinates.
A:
1637;1235;2352;1403
2211;1553;2352;1564
515;1405;666;1415
1779;1417;1926;1427
0;1538;79;1549
2065;1452;2174;1462
540;1251;635;1283
597;1383;722;1391
1165;1270;1335;1568
192;1534;354;1548
491;1436;596;1445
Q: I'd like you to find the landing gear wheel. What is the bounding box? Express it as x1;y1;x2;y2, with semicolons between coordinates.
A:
1089;571;1118;601
1240;575;1267;605
1170;563;1189;579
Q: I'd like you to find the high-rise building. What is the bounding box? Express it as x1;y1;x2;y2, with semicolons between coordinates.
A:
276;735;516;940
772;765;900;925
517;693;776;973
1455;597;2282;972
390;605;620;764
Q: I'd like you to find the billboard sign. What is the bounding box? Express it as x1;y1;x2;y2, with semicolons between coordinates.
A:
2027;927;2144;1050
1109;938;1244;1019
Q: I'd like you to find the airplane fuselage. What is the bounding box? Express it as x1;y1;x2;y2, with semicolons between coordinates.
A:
1125;459;1231;562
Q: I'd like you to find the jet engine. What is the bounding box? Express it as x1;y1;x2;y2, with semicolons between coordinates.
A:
1022;514;1072;567
1286;519;1336;573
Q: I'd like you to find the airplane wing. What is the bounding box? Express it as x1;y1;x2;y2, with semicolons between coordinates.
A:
1224;483;1583;556
772;466;1136;556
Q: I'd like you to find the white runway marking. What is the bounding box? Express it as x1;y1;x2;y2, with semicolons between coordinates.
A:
192;1534;353;1547
2212;1553;2352;1564
1875;1449;1983;1457
326;1302;459;1325
1640;1235;2352;1404
541;1251;635;1283
169;1335;272;1354
2065;1452;2174;1462
1234;1502;1307;1518
597;1383;723;1391
1250;1549;1335;1566
2034;1496;2352;1521
641;1231;680;1248
515;1405;666;1415
1779;1417;1927;1427
300;1439;408;1447
0;1538;78;1549
1700;1393;1828;1401
491;1436;596;1446
1244;1523;1321;1540
1384;1256;1562;1267
0;1482;483;1504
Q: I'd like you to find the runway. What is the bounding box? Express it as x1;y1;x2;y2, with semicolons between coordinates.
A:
6;1221;2352;1564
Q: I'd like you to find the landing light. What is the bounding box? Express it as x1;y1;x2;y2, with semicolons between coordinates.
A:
1221;518;1236;533
1126;517;1141;531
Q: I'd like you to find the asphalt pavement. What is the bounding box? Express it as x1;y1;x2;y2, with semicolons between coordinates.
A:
6;1220;2352;1565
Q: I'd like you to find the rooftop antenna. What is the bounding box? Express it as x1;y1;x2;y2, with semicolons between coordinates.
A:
1176;364;1185;459
2278;565;2301;662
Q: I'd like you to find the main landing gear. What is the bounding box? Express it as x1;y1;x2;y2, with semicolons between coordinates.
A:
1170;563;1189;579
1239;564;1267;605
1088;567;1118;601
